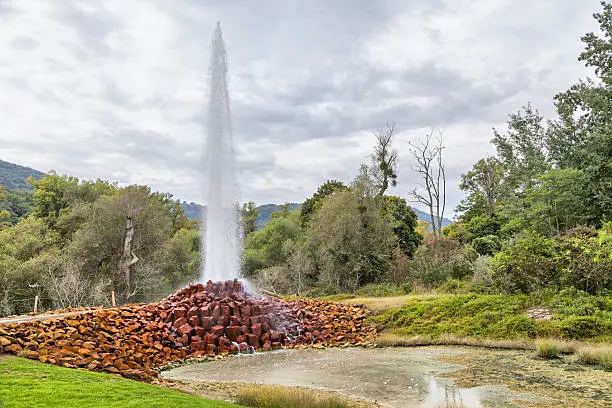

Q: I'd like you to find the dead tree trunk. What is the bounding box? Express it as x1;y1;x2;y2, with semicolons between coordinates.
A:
118;216;139;303
408;131;447;236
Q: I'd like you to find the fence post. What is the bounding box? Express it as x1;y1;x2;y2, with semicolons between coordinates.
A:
111;291;116;308
33;295;39;314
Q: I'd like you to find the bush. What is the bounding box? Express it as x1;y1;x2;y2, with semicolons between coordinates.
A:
554;226;612;294
489;231;558;293
406;236;475;286
535;340;560;359
472;235;502;256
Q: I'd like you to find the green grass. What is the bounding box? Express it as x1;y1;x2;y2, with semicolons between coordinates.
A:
235;384;352;408
370;293;612;341
0;357;244;408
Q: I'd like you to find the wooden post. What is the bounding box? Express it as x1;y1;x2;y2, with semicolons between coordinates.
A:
111;291;116;307
33;295;39;314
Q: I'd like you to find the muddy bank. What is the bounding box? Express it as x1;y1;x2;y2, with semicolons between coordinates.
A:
161;347;541;407
440;349;612;408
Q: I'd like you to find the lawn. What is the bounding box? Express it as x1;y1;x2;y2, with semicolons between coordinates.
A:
0;356;244;408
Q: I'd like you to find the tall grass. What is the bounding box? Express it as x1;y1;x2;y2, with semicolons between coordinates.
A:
235;384;353;408
535;340;560;359
375;332;534;350
576;346;612;370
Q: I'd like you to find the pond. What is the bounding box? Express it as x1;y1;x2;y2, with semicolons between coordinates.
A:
161;346;540;407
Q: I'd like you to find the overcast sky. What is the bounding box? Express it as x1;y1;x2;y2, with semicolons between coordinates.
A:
0;0;601;217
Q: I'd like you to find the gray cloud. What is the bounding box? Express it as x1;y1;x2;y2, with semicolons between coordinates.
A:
0;0;603;214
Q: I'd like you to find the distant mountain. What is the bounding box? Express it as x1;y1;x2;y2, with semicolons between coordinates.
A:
0;159;45;190
180;201;451;231
254;203;301;229
179;202;302;230
411;207;453;230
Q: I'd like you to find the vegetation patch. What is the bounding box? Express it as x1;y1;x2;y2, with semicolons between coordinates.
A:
576;346;612;370
535;340;560;359
371;293;612;341
0;356;242;408
235;384;353;408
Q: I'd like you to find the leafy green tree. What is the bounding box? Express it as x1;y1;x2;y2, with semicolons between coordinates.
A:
300;180;347;225
472;235;502;256
240;201;259;236
242;209;302;278
457;157;504;220
27;172;116;227
306;190;396;291
383;196;421;257
492;104;550;193
522;168;591;236
547;1;612;225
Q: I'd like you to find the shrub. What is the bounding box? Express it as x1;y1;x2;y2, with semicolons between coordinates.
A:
406;236;475;286
576;346;612;370
535;340;560;359
554;226;612;294
489;231;558;293
472;235;502;256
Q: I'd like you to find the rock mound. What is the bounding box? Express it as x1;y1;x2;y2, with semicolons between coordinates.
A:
0;280;375;380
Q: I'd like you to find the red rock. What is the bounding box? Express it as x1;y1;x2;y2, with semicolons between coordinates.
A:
225;326;241;341
6;343;22;353
210;325;224;337
246;334;259;348
178;324;193;336
194;326;205;337
173;307;187;319
188;316;200;327
201;317;213;331
251;323;262;338
173;316;187;329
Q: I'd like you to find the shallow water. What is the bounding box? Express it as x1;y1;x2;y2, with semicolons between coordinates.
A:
161;347;540;407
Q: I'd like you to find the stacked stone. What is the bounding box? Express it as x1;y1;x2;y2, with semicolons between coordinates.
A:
0;279;376;381
0;304;186;381
157;280;290;355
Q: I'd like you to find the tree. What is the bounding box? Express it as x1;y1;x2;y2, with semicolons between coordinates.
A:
300;180;347;226
547;1;612;225
383;196;421;257
306;190;396;291
491;104;550;193
458;157;504;219
370;122;398;196
521;168;591;236
408;131;447;236
241;201;259;237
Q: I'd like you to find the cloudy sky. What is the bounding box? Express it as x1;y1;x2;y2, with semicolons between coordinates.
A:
0;0;601;217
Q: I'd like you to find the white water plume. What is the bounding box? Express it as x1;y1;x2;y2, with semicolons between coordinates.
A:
202;22;241;282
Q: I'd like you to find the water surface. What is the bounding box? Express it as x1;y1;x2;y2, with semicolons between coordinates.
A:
161;346;540;407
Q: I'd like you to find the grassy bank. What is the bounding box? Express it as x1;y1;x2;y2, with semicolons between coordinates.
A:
0;357;243;408
368;293;611;342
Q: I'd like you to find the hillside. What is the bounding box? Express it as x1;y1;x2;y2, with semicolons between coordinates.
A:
180;201;451;230
0;159;45;190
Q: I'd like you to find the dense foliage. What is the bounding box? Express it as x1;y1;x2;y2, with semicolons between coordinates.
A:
0;173;199;315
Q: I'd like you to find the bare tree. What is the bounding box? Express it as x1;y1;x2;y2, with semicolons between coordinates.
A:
408;130;447;236
371;122;399;196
